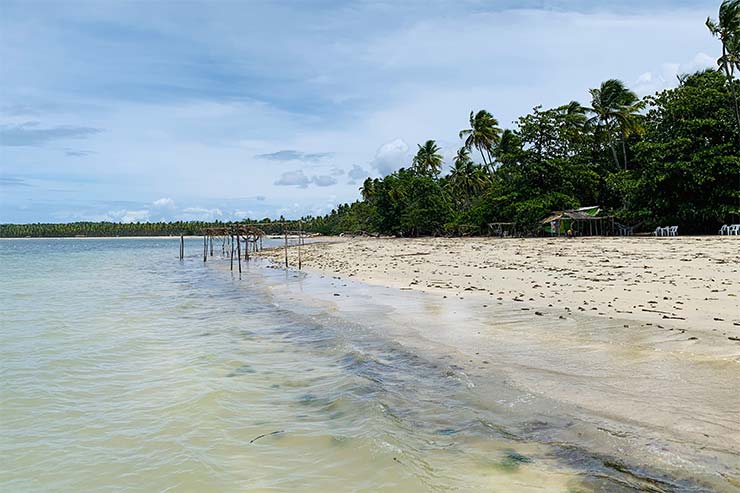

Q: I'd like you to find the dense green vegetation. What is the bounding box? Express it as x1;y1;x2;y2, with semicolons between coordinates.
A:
2;3;739;239
304;4;740;236
306;70;740;236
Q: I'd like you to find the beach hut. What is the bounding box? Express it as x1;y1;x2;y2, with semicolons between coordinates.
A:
488;222;517;237
541;206;614;236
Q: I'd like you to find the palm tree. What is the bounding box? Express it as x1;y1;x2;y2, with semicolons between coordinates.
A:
459;110;502;169
707;0;740;146
562;100;588;128
412;140;444;176
587;79;642;170
449;147;488;207
360;177;377;200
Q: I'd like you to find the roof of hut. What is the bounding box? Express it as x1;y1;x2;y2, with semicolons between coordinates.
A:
541;206;606;224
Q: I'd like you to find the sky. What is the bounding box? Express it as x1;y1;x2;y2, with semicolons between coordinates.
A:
0;0;723;223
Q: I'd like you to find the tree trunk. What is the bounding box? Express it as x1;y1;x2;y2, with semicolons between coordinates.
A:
478;147;489;167
621;137;628;170
610;142;620;170
722;45;740;147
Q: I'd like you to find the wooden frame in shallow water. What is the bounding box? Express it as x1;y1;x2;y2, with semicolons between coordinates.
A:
183;222;306;271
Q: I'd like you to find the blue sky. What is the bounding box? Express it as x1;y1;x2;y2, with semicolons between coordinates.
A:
0;0;721;223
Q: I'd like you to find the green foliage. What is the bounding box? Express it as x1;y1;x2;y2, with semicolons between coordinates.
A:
303;70;737;237
412;140;444;177
629;70;740;230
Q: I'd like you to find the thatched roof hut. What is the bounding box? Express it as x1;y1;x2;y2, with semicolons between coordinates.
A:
541;206;613;236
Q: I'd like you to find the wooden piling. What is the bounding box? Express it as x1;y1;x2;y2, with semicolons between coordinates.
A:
209;236;213;256
284;227;288;269
244;235;250;261
236;233;242;274
230;235;234;271
180;234;184;259
203;235;207;262
298;221;302;270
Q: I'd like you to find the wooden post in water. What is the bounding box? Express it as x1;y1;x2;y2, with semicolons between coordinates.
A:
236;233;242;274
244;235;250;261
284;226;288;269
298;221;302;270
180;234;184;259
230;234;234;271
209;236;213;256
203;235;207;262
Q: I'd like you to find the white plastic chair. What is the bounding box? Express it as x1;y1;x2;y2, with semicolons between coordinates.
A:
668;226;678;236
730;224;740;235
719;224;729;235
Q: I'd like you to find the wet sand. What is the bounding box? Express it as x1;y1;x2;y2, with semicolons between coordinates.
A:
257;236;740;490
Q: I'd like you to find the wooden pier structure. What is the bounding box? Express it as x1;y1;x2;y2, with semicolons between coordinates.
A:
178;221;307;273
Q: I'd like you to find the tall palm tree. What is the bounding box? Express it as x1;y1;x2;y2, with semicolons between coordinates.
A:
360;177;377;200
412;140;444;176
587;79;642;170
449;147;488;207
459;110;502;169
707;0;740;146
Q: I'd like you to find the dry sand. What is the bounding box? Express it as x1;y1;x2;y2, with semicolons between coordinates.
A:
263;236;740;347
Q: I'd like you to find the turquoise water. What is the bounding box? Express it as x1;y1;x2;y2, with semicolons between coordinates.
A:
0;239;722;492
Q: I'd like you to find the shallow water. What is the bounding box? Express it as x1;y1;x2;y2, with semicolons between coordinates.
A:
0;239;731;492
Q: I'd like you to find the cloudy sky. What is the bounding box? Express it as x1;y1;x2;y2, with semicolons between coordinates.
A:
0;0;722;223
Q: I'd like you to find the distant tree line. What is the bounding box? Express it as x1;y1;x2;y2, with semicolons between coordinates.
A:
0;219;306;238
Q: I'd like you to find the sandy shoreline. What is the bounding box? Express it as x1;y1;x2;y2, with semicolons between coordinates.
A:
261;236;740;349
254;236;740;489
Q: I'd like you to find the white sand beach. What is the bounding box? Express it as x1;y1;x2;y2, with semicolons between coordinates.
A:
264;236;740;348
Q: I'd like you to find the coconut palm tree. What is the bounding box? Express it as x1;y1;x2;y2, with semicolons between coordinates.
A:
587;79;642;170
707;0;740;145
360;177;377;200
562;100;588;128
459;110;502;169
449;147;488;207
412;140;444;176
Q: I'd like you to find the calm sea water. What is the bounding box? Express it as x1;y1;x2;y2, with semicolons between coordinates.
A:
0;239;715;492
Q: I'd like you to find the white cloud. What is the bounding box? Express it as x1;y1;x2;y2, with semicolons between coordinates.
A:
274;170;338;187
311;174;337;187
275;170;311;188
153;197;175;207
633;52;715;96
370;138;408;175
108;209;150;223
347;164;371;184
181;207;223;220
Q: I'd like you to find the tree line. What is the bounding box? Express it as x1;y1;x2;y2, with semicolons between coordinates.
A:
0;219;306;238
302;3;740;236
